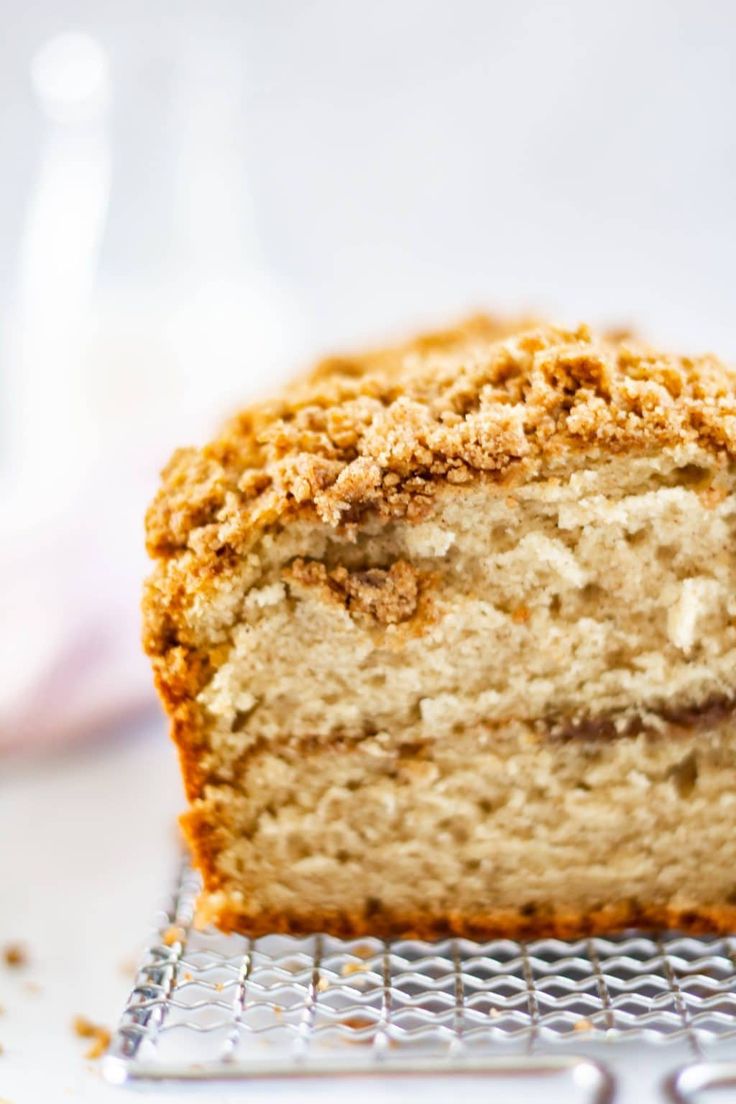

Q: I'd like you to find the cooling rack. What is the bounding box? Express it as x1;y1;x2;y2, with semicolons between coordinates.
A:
104;859;736;1101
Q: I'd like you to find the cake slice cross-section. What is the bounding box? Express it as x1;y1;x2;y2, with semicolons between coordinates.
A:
144;316;736;938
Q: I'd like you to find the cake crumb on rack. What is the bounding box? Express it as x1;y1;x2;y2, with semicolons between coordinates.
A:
162;925;185;947
73;1016;111;1060
341;1015;376;1032
341;962;367;977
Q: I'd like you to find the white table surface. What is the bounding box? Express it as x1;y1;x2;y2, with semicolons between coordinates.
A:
0;716;712;1103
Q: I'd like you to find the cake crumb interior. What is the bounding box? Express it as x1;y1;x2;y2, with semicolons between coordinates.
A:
179;447;736;934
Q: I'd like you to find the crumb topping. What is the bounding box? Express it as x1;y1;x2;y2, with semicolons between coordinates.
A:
145;316;736;567
286;558;420;625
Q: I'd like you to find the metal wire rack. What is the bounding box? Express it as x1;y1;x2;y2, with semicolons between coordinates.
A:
104;859;736;1100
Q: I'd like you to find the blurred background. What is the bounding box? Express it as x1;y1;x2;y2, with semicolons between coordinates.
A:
0;1;735;1097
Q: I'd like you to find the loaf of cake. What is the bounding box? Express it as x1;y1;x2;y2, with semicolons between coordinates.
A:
144;316;736;939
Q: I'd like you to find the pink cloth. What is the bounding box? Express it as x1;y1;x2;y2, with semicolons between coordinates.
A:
1;475;158;754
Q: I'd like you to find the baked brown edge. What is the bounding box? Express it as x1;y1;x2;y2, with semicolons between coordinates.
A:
188;880;736;941
203;904;736;941
183;765;736;940
178;706;736;941
182;806;736;939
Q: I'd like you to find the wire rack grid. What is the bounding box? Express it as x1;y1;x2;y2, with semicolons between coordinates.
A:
104;860;736;1100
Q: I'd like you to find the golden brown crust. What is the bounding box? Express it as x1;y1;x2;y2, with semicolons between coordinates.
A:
204;904;736;941
191;884;736;941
